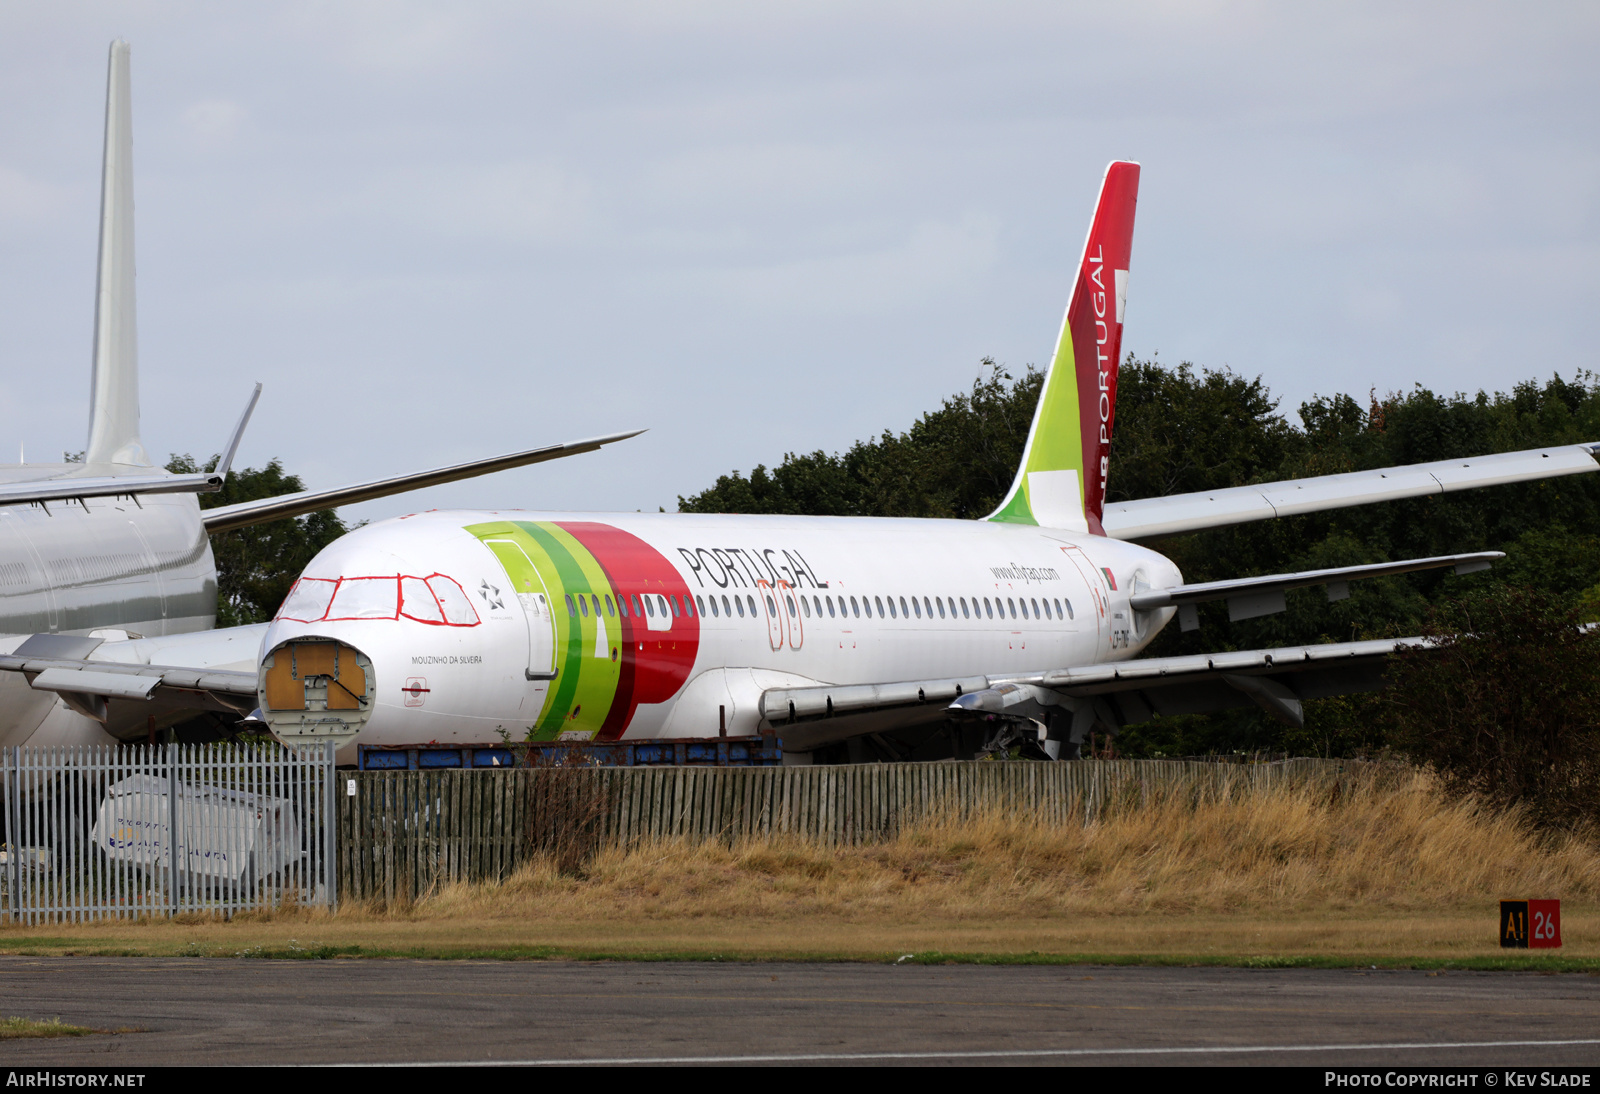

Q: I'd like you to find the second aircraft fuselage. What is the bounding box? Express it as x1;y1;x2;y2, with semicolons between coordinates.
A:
260;509;1182;746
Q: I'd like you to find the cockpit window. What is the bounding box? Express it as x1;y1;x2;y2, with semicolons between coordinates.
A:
426;575;480;626
277;573;480;627
327;577;399;620
278;578;338;622
400;577;445;623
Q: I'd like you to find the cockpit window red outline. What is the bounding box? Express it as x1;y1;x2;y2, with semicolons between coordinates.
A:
277;574;480;627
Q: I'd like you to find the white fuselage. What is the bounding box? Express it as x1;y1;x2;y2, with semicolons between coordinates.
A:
0;484;218;748
255;509;1181;749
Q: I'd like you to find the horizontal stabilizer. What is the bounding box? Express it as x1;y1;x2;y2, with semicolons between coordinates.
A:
1102;445;1600;541
202;429;645;534
1128;551;1503;629
0;469;223;508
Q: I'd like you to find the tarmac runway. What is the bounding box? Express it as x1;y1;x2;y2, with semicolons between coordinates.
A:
0;957;1597;1067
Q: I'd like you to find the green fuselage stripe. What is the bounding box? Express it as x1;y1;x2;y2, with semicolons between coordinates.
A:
517;522;592;736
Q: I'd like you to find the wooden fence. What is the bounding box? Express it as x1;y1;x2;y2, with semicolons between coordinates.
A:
336;757;1388;904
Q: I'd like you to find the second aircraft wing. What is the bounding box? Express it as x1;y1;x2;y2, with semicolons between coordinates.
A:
1101;443;1600;541
202;429;645;533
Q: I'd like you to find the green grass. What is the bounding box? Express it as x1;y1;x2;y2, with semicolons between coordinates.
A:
0;1017;97;1040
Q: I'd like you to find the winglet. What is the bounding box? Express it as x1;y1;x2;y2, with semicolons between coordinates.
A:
215;383;263;480
85;40;150;468
988;161;1140;533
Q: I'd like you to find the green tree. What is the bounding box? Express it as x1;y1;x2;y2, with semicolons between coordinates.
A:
1379;587;1600;830
166;455;347;627
679;360;1042;519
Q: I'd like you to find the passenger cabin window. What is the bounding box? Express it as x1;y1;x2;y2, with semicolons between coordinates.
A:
735;596;745;617
565;594;577;617
746;595;757;617
874;596;885;617
887;597;897;619
644;596;654;618
827;596;836;618
936;597;945;619
696;595;706;616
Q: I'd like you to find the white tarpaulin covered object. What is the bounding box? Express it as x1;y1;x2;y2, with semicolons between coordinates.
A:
90;775;303;883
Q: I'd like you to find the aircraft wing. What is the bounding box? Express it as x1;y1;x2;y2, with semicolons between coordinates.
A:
760;636;1421;751
1130;550;1502;630
1101;443;1600;541
202;429;645;534
0;630;262;737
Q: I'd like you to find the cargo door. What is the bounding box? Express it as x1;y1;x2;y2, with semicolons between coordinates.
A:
483;538;558;680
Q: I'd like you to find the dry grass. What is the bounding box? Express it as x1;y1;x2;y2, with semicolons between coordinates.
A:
4;770;1597;962
402;770;1600;923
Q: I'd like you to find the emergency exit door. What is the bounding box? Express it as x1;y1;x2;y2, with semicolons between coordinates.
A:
483;539;558;680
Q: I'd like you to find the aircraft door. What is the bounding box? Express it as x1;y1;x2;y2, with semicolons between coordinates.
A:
1057;545;1107;649
757;580;785;651
780;581;804;650
483;538;558;680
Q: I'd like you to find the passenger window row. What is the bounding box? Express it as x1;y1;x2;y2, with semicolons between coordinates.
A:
564;591;698;621
690;590;1077;624
554;588;1076;626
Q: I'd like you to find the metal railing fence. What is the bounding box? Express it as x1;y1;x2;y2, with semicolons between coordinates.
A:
2;742;336;924
340;757;1390;903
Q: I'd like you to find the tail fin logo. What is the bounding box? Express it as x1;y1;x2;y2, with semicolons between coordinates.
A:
989;161;1139;533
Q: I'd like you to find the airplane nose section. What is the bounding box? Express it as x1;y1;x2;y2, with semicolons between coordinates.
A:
258;635;375;749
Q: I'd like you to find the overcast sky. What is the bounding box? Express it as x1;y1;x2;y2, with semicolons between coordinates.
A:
1;3;1596;524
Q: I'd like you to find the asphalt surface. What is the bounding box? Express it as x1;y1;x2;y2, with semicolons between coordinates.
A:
0;957;1597;1067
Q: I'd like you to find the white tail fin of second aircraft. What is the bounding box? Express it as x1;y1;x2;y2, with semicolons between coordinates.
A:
84;40;149;469
988;161;1139;534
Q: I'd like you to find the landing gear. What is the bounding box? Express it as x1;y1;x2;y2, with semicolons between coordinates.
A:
977;721;1058;762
